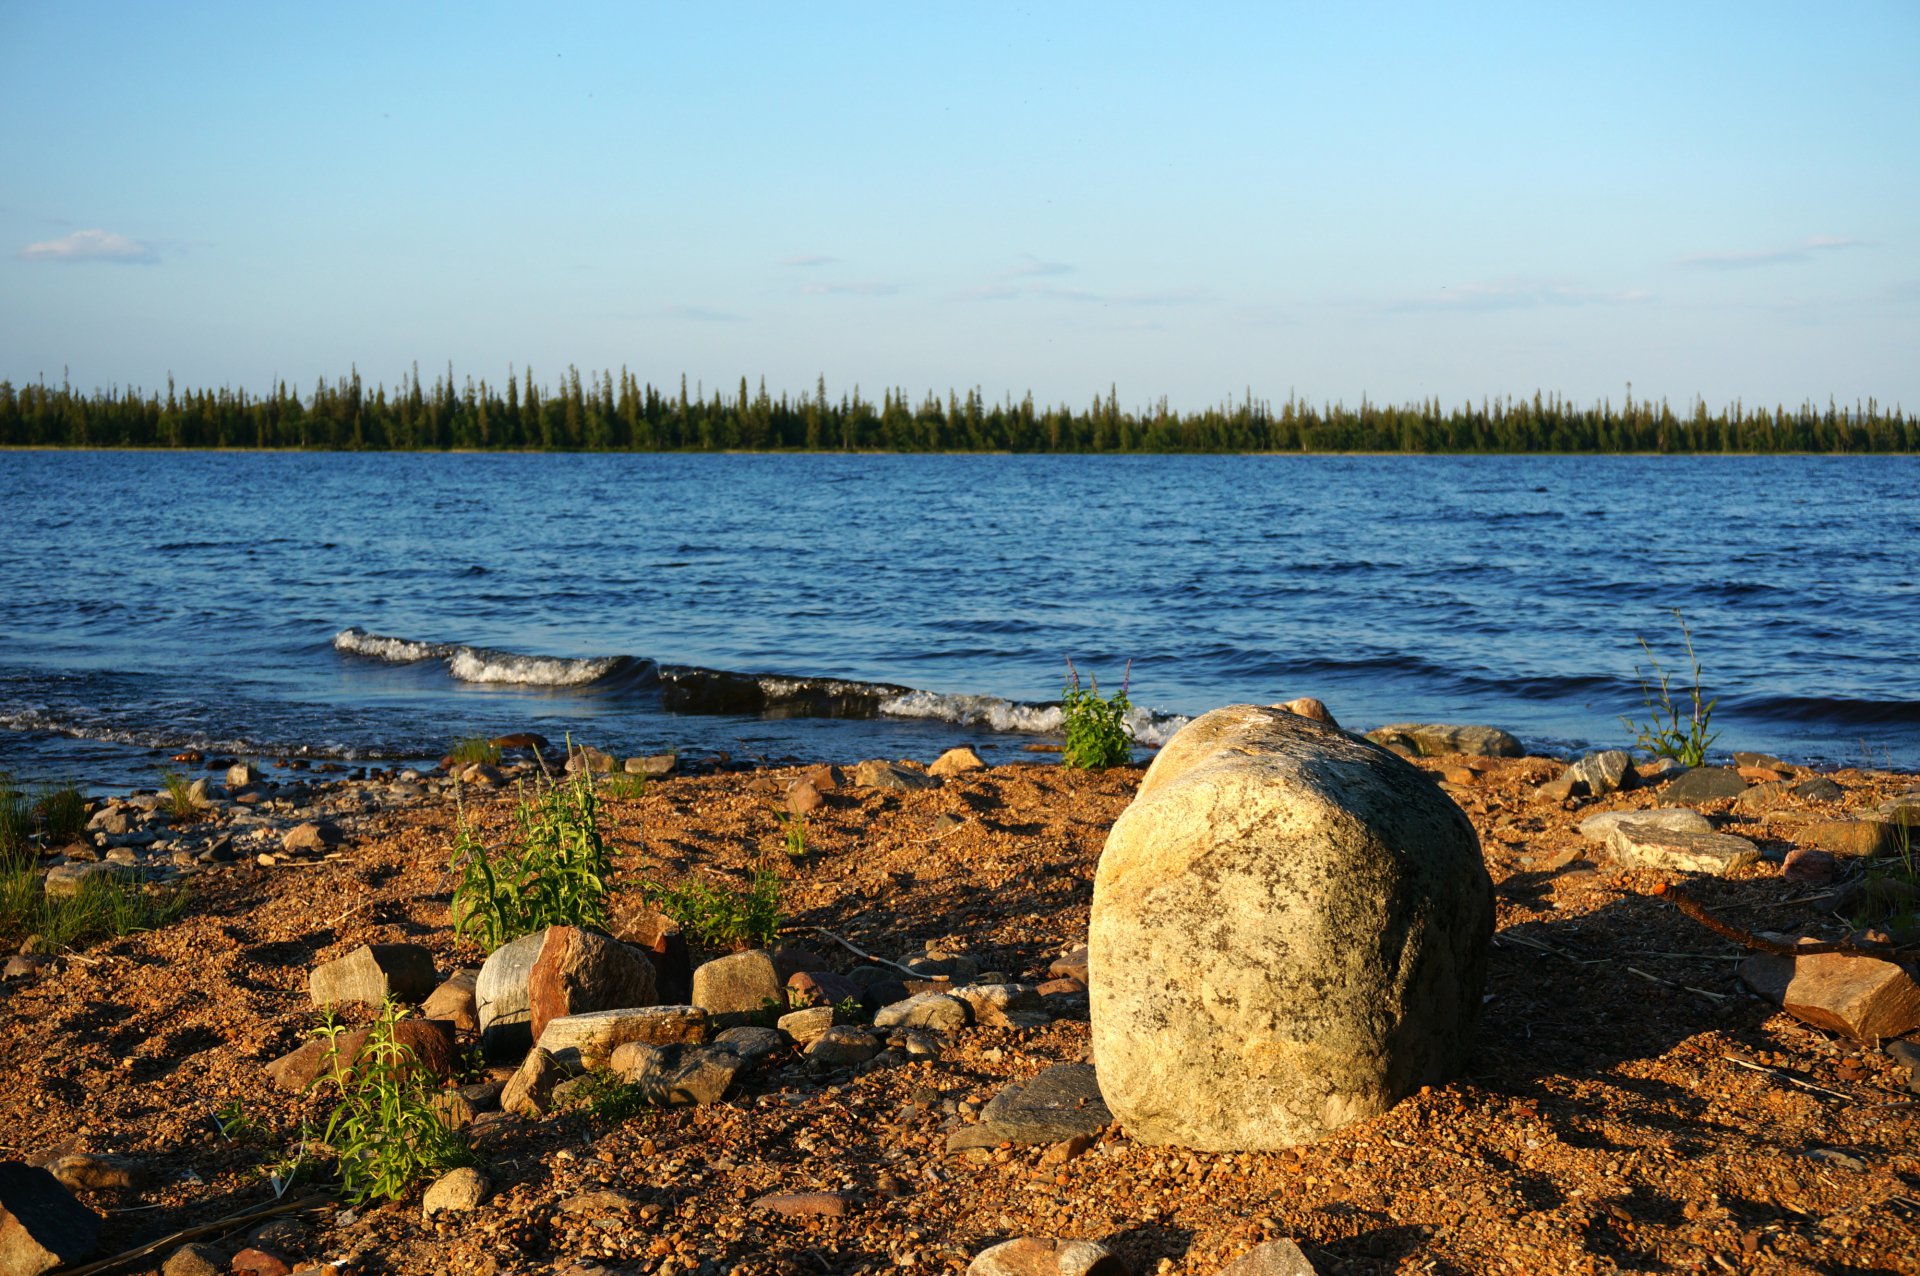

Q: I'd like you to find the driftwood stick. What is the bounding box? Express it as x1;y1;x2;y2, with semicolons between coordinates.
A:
59;1191;333;1276
786;925;919;976
1652;883;1918;957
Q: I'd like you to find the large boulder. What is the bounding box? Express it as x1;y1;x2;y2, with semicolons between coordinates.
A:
0;1162;101;1275
476;932;547;1063
1090;705;1493;1150
526;926;658;1042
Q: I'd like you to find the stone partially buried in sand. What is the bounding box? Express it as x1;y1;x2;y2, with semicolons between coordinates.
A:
1364;723;1522;758
1091;705;1493;1150
1740;951;1920;1041
1606;823;1759;876
476;931;547;1062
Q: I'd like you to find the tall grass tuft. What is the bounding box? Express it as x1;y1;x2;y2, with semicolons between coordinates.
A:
451;769;612;948
315;1001;474;1203
0;861;190;953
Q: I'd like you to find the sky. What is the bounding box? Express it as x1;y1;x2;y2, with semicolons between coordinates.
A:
3;1;1916;413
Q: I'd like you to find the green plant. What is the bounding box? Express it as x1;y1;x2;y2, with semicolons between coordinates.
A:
564;1069;658;1124
159;771;207;823
448;736;502;767
313;1001;473;1204
212;1098;263;1144
0;779;30;866
776;813;808;861
1060;659;1135;769
600;771;650;801
1621;611;1719;768
33;785;89;845
0;860;190;952
451;768;613;948
638;865;782;951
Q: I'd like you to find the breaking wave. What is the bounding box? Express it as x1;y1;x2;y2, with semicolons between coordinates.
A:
333;627;637;688
332;626;1185;741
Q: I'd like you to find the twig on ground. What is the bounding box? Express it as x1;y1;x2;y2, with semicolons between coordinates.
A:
58;1191;333;1276
786;925;919;976
1652;883;1920;957
1720;1054;1862;1103
1625;965;1729;1002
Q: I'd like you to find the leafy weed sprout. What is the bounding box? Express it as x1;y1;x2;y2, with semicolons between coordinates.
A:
1621;610;1719;768
1061;658;1135;770
773;812;808;861
0;861;190;953
451;767;613;948
564;1069;659;1124
447;736;503;767
314;1001;473;1203
160;771;208;822
600;771;651;801
639;864;782;951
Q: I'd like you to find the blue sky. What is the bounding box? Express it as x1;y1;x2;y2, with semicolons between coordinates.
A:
4;1;1916;412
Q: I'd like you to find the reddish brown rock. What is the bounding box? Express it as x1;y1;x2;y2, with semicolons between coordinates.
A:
751;1191;855;1218
929;746;987;778
1781;848;1838;884
526;927;658;1043
1046;948;1089;984
615;909;692;1005
771;945;832;982
786;779;823;816
1741;952;1920;1040
788;969;862;1008
230;1247;292;1276
263;1019;457;1093
421;968;480;1031
281;821;343;855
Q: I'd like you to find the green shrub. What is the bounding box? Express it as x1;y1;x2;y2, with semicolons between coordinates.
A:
314;1001;473;1203
33;785;89;844
1060;659;1134;769
563;1069;658;1124
0;860;190;952
447;736;502;767
600;771;651;801
1621;611;1719;767
159;771;207;823
0;779;30;866
639;866;782;951
451;770;613;948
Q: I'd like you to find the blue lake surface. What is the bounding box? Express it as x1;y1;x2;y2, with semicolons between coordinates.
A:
1;451;1916;788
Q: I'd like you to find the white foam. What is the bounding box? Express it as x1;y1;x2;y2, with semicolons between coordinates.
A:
880;689;1189;744
331;627;449;664
446;648;620;687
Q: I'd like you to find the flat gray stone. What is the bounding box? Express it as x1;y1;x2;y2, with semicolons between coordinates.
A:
714;1025;783;1064
691;950;784;1026
873;992;969;1032
1565;750;1637;796
946;1063;1112;1151
1658;766;1749;805
1608;823;1759;876
852;760;940;790
309;943;437;1009
534;1005;710;1072
1220;1240;1318;1276
1577;807;1711;844
1365;723;1522;758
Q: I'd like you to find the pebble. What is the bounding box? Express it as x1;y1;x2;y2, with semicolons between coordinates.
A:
751;1190;855;1218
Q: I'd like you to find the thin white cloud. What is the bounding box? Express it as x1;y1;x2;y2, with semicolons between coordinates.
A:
1006;253;1073;278
1391;279;1653;312
800;280;900;297
1033;284;1210;307
959;284;1023;301
19;228;158;264
1679;235;1865;270
781;254;836;267
662;303;746;323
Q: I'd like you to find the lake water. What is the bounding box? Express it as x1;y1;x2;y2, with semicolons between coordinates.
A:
2;451;1916;789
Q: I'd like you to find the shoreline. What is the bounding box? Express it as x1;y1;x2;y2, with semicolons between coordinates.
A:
3;741;1918;1272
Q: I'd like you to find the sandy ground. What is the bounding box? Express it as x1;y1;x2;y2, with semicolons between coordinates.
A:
2;748;1918;1276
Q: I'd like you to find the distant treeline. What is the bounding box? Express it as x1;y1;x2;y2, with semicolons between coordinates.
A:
2;368;1914;453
